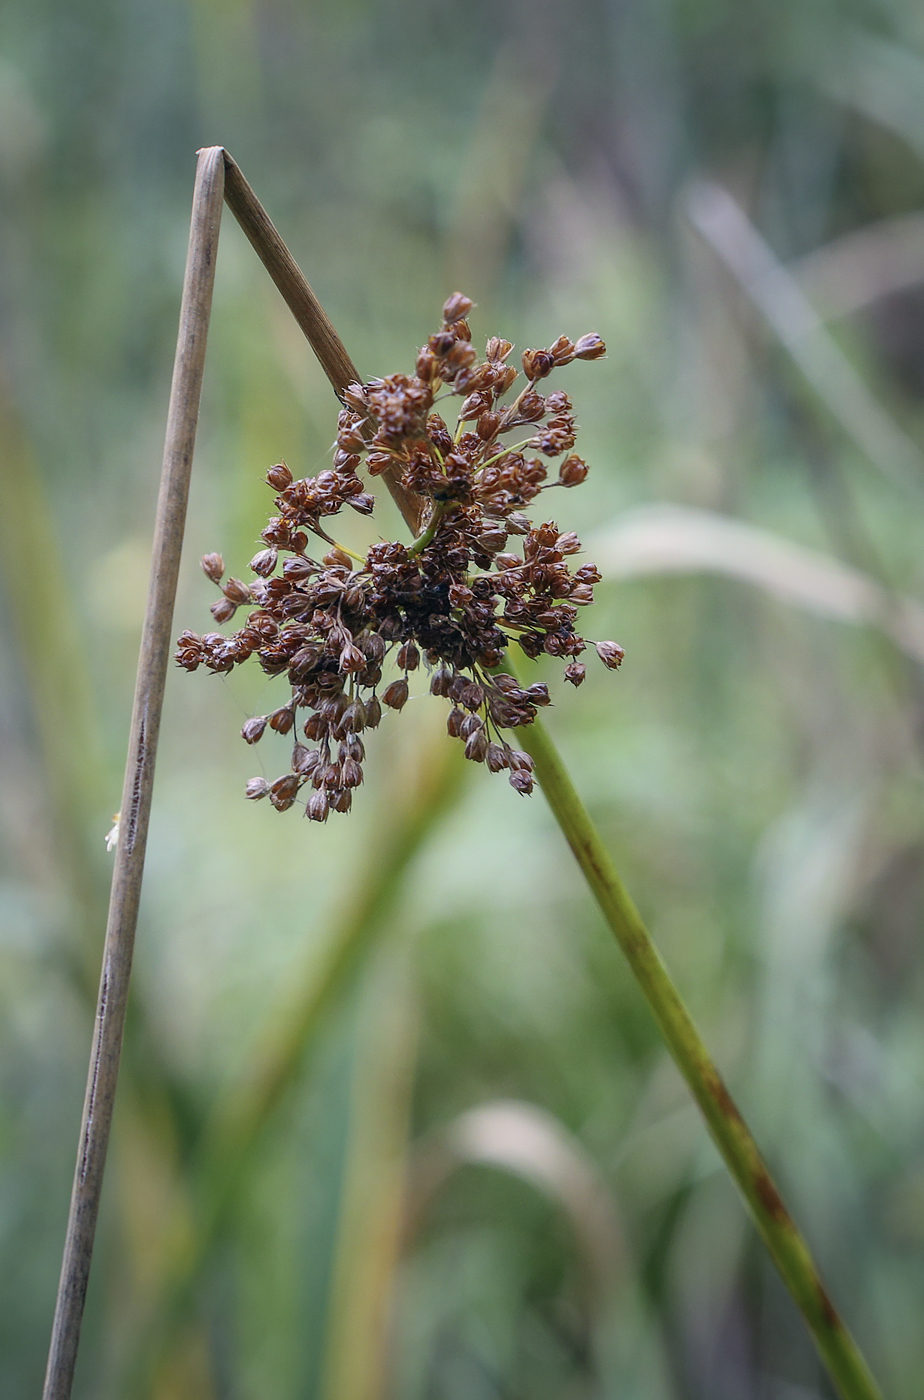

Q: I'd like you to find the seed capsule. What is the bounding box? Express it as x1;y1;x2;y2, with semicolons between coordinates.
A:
245;777;270;799
201;552;225;583
241;716;267;744
595;640;625;669
382;677;409;710
266;462;293;490
306;790;330;822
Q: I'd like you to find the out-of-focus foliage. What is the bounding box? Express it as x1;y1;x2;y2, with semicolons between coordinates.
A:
3;0;924;1396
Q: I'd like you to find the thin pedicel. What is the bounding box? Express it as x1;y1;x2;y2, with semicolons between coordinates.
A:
176;294;623;819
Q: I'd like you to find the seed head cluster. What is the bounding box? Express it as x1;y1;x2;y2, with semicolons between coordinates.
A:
175;294;624;821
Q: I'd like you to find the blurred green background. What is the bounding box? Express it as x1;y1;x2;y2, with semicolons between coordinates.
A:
3;0;924;1396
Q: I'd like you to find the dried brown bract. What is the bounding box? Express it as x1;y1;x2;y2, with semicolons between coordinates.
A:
176;295;624;817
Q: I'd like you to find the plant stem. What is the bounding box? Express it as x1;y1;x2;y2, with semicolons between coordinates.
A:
515;711;883;1400
42;146;226;1400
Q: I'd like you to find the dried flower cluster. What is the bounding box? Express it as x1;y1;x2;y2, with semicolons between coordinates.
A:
176;294;624;820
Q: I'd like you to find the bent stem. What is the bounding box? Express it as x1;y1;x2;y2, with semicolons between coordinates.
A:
516;712;882;1400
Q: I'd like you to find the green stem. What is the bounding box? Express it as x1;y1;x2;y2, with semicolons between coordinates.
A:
517;713;883;1400
408;500;454;556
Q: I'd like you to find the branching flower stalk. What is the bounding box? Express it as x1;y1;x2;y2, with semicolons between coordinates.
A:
178;288;881;1399
176;295;622;819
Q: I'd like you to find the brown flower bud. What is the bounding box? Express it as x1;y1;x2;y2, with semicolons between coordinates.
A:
249;548;278;577
464;729;488;762
223;577;252;606
292;744;320;775
330;788;353;813
430;666;452;697
508;749;535;772
269;706;295;734
348;493;375;515
324;547;354;570
486;742;508;773
341;758;364;788
397;641;420;671
574;332;606;360
559;455;589;487
306;790;330;822
245;777;270;799
266;462;293;490
343;698;366;732
442;292;474;324
549;334;575;366
446;707;465;738
201;552;225;583
526;683;551;706
476;411;501;442
570;584;594;605
382;677;409;710
241;715;267;744
460;713;483;739
557;531;581;554
509;768;534;795
475;527;507;554
521;348;554;381
564;662;586;686
365;695;382;728
342;383;368;412
303;712;327;741
339;642;366;673
595;640;625;669
269;774;300;810
210;597;237;624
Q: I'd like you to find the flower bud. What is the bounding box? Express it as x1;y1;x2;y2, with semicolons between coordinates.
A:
348;493;375;515
397;641;420;671
245;777;270;799
269;774;300;810
509;768;534;795
210;597;237;624
266;462;293;490
365;695;382;728
564;662;586;686
306;790;330;822
521;348;554;381
330;788;353;813
595;640;625;669
223;577;252;605
269;706;295;734
486;742;508;773
464;729;488;762
241;715;267;744
298;747;323;777
201;552;225;583
342;758;364;788
559;455;589;487
574;332;606;360
382;677;409;710
249;548;278;577
442;292;474;324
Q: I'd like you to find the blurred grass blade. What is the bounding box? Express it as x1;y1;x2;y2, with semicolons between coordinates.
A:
516;709;883;1400
686;179;923;491
128;725;466;1396
791;211;924;321
407;1099;623;1312
589;501;924;663
320;944;420;1400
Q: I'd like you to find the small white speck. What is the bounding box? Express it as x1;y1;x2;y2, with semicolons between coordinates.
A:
105;813;121;852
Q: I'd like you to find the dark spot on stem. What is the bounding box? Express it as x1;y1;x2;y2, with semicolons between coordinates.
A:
125;715;146;854
753;1167;790;1225
79;968;109;1184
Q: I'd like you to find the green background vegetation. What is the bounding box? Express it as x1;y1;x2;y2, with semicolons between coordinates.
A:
2;0;924;1395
